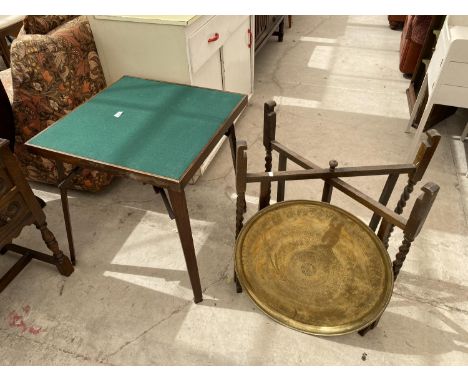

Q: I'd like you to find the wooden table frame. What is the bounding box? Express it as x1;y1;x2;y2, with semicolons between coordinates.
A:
26;93;247;304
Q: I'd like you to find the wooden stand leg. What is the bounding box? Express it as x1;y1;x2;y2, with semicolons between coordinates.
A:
277;19;284;42
36;222;74;276
234;271;242;293
153;186;175;219
56;161;76;265
369;173;399;231
358;318;380;336
461;122;468;141
168;188;203;303
259;101;277;210
277;153;287;202
234;141;248;293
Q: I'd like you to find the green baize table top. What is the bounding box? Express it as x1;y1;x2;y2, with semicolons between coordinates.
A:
27;76;245;181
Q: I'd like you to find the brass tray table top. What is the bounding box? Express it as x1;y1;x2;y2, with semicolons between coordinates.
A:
235;200;394;336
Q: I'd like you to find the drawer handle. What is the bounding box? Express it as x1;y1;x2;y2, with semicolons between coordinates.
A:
208;33;220;43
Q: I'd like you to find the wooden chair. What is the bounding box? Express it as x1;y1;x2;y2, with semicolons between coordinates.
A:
0;139;74;293
233;101;441;336
0;16;24;68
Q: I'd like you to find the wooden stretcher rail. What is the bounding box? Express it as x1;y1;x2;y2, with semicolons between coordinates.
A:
270;141;408;230
246;164;415;183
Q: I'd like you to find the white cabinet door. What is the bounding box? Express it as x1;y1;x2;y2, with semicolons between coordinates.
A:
222;18;252;95
191;50;224;90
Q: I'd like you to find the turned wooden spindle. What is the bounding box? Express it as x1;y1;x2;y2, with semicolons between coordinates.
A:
392;182;439;281
36;222;73;276
379;130;441;245
259;101;277;211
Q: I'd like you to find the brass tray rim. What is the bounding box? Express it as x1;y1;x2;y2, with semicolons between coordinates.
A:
235;200;394;336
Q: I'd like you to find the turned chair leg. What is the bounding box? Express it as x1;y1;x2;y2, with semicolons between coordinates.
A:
36;222;74;276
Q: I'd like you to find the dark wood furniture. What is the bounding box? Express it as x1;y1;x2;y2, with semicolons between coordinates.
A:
254;16;285;54
388;15;406;30
0;16;23;68
233;101;441;336
25;76;247;304
0;139;73;293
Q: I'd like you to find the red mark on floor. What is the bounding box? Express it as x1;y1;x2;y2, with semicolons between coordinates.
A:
7;311;27;332
28;326;42;335
6;305;44;335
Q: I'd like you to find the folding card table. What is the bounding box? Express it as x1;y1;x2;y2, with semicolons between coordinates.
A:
26;76;247;303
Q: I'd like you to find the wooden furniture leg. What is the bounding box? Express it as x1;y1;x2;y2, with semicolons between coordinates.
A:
167;188;203;303
361;182;440;335
461;122;468;141
369;173;399;231
234;141;248;293
0;139;73;293
276;152;287;202
379;130;441;246
36;221;74;276
393;182;439;279
56;161;77;265
259;101;277;210
277;18;285;42
153;186;175;219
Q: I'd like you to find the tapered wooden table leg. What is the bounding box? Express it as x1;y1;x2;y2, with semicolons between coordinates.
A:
56;160;76;265
168;188;203;303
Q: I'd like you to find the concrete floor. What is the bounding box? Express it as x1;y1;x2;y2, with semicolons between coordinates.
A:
1;16;467;365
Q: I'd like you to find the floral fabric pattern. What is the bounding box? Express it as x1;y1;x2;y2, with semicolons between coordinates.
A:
0;69;13;102
23;16;77;35
10;15;113;192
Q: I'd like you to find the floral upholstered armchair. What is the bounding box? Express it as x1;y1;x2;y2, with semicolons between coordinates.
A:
9;15;113;191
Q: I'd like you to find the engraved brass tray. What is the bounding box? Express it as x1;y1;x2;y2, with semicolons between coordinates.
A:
235;200;394;336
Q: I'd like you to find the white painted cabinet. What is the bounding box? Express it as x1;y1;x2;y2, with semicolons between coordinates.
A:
88;15;254;180
192;50;224;90
88;15;254;96
223;18;253;94
407;16;468;157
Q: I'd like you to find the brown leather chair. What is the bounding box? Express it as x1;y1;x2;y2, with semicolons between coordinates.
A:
399;16;433;75
388;15;406;30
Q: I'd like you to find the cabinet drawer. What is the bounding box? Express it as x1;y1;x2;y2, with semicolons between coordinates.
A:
188;15;247;73
439;61;468;87
433;84;468;108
